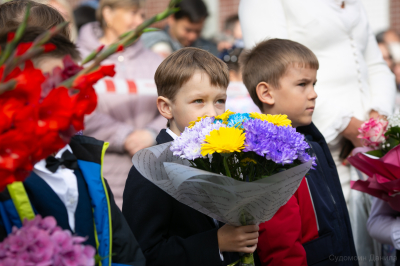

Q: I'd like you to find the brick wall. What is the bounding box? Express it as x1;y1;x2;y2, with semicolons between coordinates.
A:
145;0;171;29
390;0;400;33
219;0;240;31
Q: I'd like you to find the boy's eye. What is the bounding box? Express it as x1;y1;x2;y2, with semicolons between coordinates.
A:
216;99;226;104
193;99;203;104
298;83;306;87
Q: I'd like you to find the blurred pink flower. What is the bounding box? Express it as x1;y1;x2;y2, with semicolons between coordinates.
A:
0;257;24;266
358;118;388;148
38;216;58;233
0;215;95;266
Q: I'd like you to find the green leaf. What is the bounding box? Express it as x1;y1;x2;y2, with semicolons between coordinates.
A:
388;137;400;149
143;27;160;33
366;149;384;158
0;3;30;66
0;80;16;95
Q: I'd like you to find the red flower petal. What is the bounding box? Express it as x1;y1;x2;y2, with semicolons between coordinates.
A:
100;65;116;77
96;45;105;53
116;45;124;52
16;42;33;56
38;87;73;132
7;32;15;42
2;61;45;104
43;43;56;53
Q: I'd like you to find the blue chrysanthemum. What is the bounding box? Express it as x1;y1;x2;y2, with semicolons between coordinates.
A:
226;113;251;128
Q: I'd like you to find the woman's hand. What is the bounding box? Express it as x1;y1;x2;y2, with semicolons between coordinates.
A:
341;117;364;147
124;129;156;156
369;110;387;120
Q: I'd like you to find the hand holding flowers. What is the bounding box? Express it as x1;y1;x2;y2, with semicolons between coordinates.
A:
348;114;400;210
134;110;315;266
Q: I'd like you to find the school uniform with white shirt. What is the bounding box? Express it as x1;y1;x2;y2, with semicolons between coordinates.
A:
0;135;145;266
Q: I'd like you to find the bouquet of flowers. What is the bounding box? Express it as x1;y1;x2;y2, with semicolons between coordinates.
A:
171;111;314;181
348;114;400;210
0;215;95;266
0;21;115;192
132;110;315;266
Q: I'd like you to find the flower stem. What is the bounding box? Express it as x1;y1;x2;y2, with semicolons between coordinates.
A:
239;210;255;266
223;156;232;177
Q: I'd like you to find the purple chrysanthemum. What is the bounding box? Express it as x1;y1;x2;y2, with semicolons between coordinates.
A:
242;119;314;165
170;117;226;160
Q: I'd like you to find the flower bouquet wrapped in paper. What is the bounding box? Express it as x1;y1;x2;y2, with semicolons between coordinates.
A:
348;114;400;211
132;110;315;266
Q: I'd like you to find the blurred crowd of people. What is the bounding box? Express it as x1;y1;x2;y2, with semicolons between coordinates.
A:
376;29;400;113
2;0;399;264
40;0;255;208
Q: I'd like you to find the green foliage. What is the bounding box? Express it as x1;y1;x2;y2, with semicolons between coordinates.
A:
366;149;384;158
191;151;303;182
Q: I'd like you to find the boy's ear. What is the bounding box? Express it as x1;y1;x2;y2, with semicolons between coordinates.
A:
157;96;173;120
256;82;275;106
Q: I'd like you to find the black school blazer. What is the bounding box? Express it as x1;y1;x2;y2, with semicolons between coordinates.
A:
123;129;240;266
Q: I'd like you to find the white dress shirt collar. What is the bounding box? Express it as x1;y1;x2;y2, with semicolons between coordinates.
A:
33;144;79;232
166;128;178;140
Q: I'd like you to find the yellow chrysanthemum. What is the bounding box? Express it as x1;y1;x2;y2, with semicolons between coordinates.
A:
214;110;236;123
249;112;292;127
188;115;208;128
201;127;245;156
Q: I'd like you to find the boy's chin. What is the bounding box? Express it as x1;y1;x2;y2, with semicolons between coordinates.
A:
292;118;312;128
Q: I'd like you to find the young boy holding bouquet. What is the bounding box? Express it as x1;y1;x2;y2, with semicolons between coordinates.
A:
123;47;259;266
240;39;358;265
0;27;146;266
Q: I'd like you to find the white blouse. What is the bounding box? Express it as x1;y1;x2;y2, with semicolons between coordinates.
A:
239;0;396;144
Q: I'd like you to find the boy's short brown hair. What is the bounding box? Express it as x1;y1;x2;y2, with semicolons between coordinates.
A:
0;27;81;62
240;38;319;110
0;0;69;39
155;47;229;101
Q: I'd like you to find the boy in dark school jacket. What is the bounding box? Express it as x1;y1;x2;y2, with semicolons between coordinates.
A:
123;47;259;266
240;39;358;265
0;27;146;266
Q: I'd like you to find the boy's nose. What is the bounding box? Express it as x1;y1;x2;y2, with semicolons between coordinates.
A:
204;106;218;118
310;89;318;100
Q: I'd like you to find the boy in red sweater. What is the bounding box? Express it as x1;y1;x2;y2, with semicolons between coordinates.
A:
241;39;358;266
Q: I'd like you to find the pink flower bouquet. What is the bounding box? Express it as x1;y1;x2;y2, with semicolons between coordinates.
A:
348;115;400;210
357;118;388;149
0;215;95;266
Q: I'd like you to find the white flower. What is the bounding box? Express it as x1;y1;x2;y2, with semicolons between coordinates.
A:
388;113;400;129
